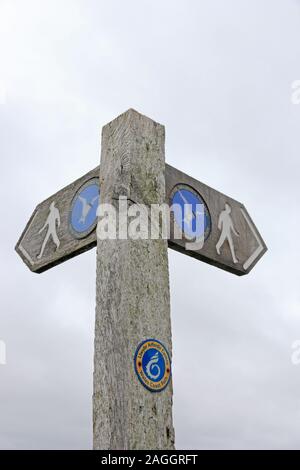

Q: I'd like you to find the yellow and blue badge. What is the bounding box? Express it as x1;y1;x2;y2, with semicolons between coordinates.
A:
134;339;171;392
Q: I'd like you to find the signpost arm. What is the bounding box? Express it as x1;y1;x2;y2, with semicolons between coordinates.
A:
93;109;175;450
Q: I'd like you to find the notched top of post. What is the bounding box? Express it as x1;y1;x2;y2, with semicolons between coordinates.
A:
15;109;267;276
100;108;165;207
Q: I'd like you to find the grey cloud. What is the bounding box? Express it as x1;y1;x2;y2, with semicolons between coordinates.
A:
0;0;300;449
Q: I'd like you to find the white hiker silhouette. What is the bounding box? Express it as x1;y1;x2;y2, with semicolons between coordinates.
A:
37;201;61;260
78;195;98;224
216;203;239;264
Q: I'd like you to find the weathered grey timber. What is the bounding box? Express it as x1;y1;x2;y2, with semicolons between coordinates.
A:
15;166;99;273
16;162;266;276
15;107;267;451
165;165;267;275
93;109;175;449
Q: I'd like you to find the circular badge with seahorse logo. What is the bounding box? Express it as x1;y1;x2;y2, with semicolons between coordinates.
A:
134;339;171;392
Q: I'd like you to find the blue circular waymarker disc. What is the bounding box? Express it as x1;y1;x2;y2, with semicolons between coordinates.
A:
171;185;211;241
69;178;100;238
134;339;171;392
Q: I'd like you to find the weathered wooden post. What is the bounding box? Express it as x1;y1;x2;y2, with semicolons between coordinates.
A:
93;109;175;450
15;108;267;451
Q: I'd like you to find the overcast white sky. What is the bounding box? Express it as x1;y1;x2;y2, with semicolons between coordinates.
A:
1;0;300;450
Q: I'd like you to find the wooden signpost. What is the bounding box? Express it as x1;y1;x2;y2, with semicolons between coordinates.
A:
16;165;266;276
15;109;267;449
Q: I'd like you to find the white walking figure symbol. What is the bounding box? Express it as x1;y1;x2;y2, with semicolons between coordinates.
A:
146;352;161;380
216;203;239;264
37;201;61;260
78;195;99;224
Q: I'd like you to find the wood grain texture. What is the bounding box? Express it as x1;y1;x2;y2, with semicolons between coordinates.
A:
15;108;267;452
15;167;99;273
165;164;267;275
16;161;267;276
93;109;175;450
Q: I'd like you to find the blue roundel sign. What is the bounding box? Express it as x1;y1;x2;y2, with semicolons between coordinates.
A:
69;178;100;238
171;185;211;241
134;339;171;392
